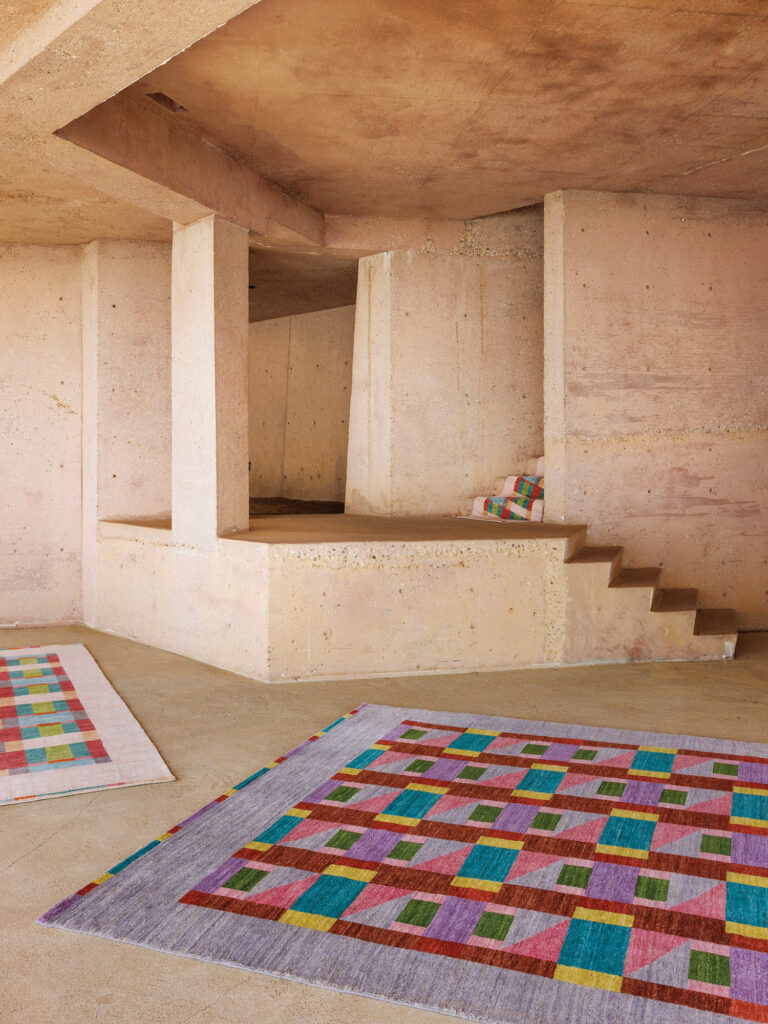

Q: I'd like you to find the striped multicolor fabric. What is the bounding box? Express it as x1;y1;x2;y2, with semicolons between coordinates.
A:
501;476;544;500
482;495;544;522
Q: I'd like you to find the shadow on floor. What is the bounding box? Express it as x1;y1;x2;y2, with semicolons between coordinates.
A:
249;497;344;517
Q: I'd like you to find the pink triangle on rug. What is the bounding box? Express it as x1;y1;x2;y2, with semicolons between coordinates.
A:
555;816;608;844
625;928;690;974
288;818;340;840
558;773;598;790
251;875;317;908
672;882;726;919
352;792;400;813
342;884;409;917
477;770;527;789
651;822;700;850
674;755;713;771
419;732;462;747
375;750;414;766
416;845;474;875
426;795;476;816
488;736;524;752
688;794;732;816
506;920;570;961
506;851;561;881
599;752;636;769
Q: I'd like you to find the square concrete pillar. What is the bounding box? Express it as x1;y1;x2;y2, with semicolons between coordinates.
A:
172;215;249;548
345;249;543;515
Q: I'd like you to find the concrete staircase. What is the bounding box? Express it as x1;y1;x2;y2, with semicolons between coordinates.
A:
562;533;738;663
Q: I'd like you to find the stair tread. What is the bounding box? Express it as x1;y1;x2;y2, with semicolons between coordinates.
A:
694;608;738;637
566;545;622;565
610;567;661;589
652;587;698;612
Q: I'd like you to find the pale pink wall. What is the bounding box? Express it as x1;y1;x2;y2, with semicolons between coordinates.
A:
82;240;172;621
0;245;83;625
545;190;768;629
346;230;544;516
248;305;355;502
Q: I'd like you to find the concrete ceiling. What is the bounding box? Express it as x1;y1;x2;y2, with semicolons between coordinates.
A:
4;0;768;254
249;248;358;321
129;0;768;220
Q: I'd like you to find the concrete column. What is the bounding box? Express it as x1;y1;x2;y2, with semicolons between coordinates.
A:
542;191;567;522
345;249;543;516
171;215;249;548
81;241;172;622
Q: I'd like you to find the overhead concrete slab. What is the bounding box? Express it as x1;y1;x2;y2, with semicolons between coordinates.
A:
120;0;768;220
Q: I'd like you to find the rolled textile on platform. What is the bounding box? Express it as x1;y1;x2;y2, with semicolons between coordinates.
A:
482;495;544;522
500;475;544;499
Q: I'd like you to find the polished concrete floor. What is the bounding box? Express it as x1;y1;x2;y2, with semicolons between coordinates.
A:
3;625;768;1024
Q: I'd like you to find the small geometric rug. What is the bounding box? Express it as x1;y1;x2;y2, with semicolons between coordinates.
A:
1;644;173;804
39;704;768;1023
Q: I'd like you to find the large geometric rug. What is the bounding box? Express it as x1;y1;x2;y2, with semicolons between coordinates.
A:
39;704;768;1023
1;644;173;804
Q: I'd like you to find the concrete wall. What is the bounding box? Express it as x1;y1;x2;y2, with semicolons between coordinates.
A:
0;245;83;625
545;190;768;628
346;210;544;515
82;240;172;620
248;305;355;502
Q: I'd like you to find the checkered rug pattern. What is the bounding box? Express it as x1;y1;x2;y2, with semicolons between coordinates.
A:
1;652;110;777
1;644;173;804
40;705;768;1023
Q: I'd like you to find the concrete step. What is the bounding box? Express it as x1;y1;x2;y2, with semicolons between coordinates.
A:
695;608;738;637
609;567;660;589
652;587;698;613
566;545;623;565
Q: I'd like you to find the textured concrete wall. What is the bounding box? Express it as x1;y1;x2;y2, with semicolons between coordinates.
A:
248;305;355;502
346;211;543;515
0;245;82;625
81;240;172;621
545;190;768;628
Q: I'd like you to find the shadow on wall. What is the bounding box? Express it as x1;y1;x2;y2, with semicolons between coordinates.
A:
248;303;356;506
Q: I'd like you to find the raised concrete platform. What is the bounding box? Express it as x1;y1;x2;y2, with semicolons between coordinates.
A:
105;515;583;543
92;515;736;683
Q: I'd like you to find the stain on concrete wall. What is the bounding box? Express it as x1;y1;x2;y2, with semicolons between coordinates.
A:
0;245;82;625
248;305;355;502
545;190;768;629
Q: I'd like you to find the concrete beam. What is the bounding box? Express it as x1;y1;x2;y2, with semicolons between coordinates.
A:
324;216;465;257
59;91;325;243
0;0;275;238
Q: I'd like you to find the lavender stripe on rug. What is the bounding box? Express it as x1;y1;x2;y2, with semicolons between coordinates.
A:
39;704;768;1023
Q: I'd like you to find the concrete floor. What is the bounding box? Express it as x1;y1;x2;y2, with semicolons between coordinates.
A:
3;625;768;1024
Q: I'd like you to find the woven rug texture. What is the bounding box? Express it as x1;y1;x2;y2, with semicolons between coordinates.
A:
39;703;768;1023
